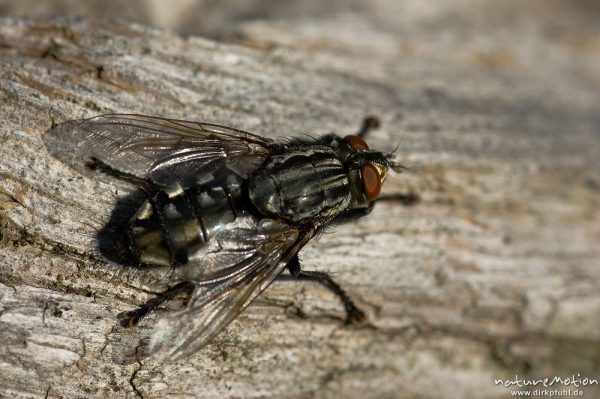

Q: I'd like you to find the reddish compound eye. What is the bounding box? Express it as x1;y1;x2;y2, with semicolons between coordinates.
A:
361;164;381;201
344;135;369;151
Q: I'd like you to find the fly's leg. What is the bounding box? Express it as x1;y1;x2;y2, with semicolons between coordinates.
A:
357;116;380;138
317;116;381;146
334;202;375;223
118;281;195;327
377;192;420;206
287;254;366;324
86;157;153;189
334;192;421;224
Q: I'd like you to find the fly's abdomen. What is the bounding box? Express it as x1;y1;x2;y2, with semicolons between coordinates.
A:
128;176;240;267
248;147;350;222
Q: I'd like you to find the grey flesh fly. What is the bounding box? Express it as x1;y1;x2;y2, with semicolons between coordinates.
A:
44;114;410;361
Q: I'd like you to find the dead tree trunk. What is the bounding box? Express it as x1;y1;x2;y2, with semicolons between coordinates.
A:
1;4;599;398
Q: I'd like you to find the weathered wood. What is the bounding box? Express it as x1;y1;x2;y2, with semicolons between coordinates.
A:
1;3;599;397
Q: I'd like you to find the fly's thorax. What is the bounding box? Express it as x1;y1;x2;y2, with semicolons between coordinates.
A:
248;147;352;223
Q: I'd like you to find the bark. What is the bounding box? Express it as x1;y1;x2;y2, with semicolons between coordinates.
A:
1;2;599;398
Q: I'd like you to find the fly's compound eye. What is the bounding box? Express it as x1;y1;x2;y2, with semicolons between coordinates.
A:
344;135;369;151
361;164;381;201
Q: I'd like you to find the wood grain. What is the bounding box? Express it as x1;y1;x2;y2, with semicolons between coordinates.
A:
1;3;599;397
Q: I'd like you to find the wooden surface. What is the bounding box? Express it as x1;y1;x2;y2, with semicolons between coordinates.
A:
1;2;599;398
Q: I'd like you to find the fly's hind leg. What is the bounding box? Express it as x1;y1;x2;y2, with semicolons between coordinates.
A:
118;281;195;327
287;254;366;324
86;157;153;189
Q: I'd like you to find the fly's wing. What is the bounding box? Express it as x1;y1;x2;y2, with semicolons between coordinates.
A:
44;114;275;187
149;220;313;362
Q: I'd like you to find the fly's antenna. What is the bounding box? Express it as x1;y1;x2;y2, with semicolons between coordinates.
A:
386;142;411;173
389;142;401;157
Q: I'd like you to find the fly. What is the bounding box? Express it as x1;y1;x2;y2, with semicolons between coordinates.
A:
44;114;408;361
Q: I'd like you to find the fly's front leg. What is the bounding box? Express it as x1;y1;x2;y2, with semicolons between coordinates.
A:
317;116;380;145
377;192;420;206
118;281;195;327
334;202;375;223
357;116;380;138
334;192;420;225
287;254;366;324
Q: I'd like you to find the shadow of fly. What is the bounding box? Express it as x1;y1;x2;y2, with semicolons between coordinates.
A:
44;114;413;361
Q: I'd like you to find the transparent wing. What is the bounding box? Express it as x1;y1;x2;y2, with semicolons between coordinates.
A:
44;114;274;187
148;220;313;362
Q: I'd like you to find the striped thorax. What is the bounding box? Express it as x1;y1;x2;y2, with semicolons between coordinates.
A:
248;147;351;223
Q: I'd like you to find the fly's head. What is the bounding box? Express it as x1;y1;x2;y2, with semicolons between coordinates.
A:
332;133;404;211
